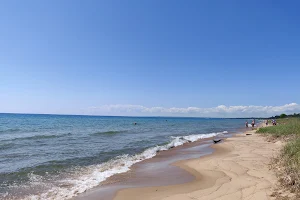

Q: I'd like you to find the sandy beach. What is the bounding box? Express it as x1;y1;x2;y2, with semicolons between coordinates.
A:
113;129;282;200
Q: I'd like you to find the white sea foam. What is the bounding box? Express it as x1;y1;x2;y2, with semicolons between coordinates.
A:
25;131;226;200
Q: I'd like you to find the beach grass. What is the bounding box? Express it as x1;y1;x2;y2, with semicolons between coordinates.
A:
257;118;300;137
257;118;300;196
276;137;300;194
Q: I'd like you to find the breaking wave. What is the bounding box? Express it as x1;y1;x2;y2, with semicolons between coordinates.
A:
23;131;227;200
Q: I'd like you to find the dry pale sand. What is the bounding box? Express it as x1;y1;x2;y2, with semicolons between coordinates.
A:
113;129;282;200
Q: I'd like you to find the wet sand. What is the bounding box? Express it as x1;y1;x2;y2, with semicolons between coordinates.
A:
74;133;233;200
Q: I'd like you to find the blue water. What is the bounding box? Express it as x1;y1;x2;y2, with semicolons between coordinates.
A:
0;113;246;199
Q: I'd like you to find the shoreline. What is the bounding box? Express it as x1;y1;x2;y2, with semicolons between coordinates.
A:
74;129;243;200
111;127;281;200
74;135;225;200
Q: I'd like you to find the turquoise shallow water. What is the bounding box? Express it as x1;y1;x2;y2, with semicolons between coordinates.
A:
0;113;247;199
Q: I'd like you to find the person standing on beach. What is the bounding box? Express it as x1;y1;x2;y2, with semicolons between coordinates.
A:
272;119;277;125
245;121;248;128
251;120;255;127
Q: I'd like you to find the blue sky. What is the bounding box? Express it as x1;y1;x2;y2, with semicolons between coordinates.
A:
1;0;300;117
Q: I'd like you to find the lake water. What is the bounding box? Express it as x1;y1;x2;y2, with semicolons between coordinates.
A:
0;114;247;199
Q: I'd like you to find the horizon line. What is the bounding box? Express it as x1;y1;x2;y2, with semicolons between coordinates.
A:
0;112;268;119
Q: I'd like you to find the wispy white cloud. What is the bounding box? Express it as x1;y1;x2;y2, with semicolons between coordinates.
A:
83;103;300;117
